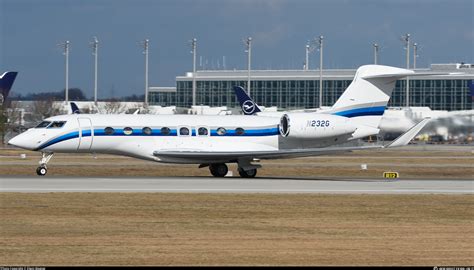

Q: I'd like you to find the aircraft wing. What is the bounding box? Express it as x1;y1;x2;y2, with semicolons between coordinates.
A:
153;145;382;161
153;118;430;162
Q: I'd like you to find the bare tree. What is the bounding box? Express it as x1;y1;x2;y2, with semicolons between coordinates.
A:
1;101;22;145
102;99;126;114
31;99;61;122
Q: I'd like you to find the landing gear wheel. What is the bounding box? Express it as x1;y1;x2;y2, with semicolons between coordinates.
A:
209;163;228;177
238;168;257;178
36;166;47;176
36;152;54;176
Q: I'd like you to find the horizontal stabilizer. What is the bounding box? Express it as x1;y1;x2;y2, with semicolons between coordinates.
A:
362;71;462;79
385;118;431;148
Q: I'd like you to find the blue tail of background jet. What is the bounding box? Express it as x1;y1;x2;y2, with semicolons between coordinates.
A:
470;80;474;102
0;72;18;103
233;86;262;115
70;102;81;114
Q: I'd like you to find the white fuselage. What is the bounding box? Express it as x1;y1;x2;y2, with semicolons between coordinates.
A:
8;113;376;164
10;114;279;163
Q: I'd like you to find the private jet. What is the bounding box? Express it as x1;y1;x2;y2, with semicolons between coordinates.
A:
8;65;430;177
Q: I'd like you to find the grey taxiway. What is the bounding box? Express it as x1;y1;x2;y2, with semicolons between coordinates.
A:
0;177;472;194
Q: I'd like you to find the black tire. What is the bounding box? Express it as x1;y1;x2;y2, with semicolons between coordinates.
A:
209;163;228;177
36;166;47;176
238;168;257;178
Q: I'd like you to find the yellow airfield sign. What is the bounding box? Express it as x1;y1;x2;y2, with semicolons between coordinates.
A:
383;172;399;179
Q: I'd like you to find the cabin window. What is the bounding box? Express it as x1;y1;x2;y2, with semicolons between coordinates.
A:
123;127;133;135
35;121;51;128
104;127;115;135
216;127;227;135
48;121;66;129
142;127;152;135
161;127;170;135
179;127;190;136
235;127;245;135
198;127;209;136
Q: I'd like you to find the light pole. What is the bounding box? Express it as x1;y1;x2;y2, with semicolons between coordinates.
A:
91;37;99;106
413;42;418;69
402;33;411;107
58;40;70;105
304;40;317;70
305;44;309;70
373;43;379;65
318;35;324;108
244;37;252;95
191;38;197;106
141;39;149;107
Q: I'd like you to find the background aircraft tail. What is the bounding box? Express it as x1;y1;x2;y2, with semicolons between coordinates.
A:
470;80;474;102
233;86;262;115
328;65;414;128
70;102;81;114
0;72;18;103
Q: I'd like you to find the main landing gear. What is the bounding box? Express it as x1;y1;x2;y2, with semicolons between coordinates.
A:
205;162;258;178
209;163;228;177
238;167;257;178
36;152;54;176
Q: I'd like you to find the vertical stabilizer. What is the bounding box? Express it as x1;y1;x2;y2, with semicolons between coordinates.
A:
70;102;81;114
233;86;262;115
0;72;18;103
329;65;413;128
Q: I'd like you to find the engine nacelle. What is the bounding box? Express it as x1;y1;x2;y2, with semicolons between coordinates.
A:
279;113;357;139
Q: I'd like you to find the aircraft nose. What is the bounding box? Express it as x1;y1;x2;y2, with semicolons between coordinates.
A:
8;135;21;147
8;133;35;150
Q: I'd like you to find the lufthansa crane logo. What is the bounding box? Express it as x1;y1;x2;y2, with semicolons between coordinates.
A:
242;100;256;114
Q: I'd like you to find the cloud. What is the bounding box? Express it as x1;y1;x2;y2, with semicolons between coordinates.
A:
252;24;291;47
465;30;474;41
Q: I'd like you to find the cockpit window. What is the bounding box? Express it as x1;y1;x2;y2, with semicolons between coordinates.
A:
35;121;51;128
47;121;67;129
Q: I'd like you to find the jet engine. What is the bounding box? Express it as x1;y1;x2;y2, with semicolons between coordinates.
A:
279;113;357;139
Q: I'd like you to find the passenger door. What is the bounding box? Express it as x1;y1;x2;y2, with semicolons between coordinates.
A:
77;118;93;150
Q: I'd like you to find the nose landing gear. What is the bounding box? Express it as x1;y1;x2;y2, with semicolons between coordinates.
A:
36;152;54;176
36;166;48;176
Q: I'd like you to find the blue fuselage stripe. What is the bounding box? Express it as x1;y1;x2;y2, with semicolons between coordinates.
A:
333;106;386;118
34;131;80;151
36;127;279;150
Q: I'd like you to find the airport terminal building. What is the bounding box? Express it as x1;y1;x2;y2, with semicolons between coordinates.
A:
149;63;474;111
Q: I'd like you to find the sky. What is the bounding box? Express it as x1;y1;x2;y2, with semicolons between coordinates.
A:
1;0;473;99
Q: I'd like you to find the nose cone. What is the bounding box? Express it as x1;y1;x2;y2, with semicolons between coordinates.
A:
8;132;36;150
8;135;21;146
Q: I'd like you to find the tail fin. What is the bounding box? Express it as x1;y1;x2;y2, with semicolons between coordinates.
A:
0;72;18;103
70;102;81;114
233;86;262;115
329;65;413;128
470;80;474;102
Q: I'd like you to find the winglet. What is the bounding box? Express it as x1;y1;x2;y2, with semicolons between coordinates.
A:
385;118;431;148
70;102;81;114
233;86;262;115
